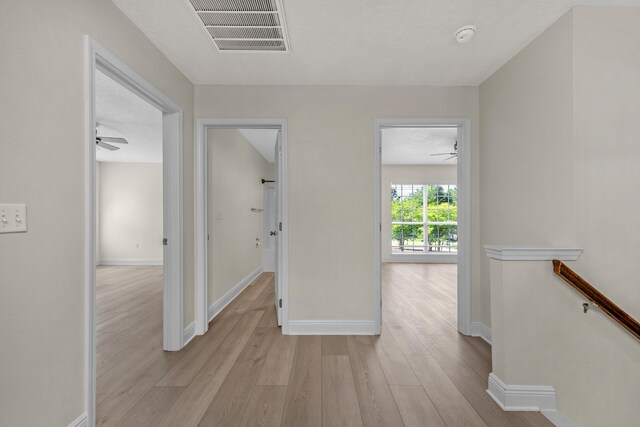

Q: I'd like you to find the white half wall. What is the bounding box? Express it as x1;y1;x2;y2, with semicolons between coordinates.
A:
480;7;640;426
97;162;163;264
381;165;457;262
207;129;274;308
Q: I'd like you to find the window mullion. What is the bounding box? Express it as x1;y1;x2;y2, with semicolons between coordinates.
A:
423;185;428;252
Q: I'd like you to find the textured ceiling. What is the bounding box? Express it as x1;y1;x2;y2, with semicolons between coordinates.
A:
238;128;278;163
95;71;163;163
109;0;639;86
382;128;458;165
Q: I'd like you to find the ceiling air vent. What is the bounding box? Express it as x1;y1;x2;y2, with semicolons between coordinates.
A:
187;0;290;52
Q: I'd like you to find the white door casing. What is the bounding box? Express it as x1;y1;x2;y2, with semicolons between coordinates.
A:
195;119;289;335
373;118;471;336
262;184;276;272
85;37;184;427
274;131;283;326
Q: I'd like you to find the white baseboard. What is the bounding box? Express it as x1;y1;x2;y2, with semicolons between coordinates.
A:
182;321;196;347
541;409;577;427
487;372;557;412
208;266;263;322
68;412;88;427
287;320;377;335
470;321;492;344
98;258;163;266
382;254;457;263
487;374;576;427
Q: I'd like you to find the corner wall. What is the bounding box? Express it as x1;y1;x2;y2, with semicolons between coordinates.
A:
97;162;163;264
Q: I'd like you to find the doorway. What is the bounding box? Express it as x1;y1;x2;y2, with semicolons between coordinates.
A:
373;118;471;336
195;119;289;335
85;38;184;426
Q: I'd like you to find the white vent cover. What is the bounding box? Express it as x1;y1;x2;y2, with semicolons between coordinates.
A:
187;0;290;52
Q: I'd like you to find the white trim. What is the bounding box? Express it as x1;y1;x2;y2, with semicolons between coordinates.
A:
382;254;457;264
374;118;472;336
470;321;492;344
484;245;583;261
288;320;377;335
84;37;97;427
98;258;163;266
85;37;184;427
182;321;196;347
486;373;575;426
68;412;88;427
487;373;557;412
208;267;263;322
195;118;289;335
541;409;577;427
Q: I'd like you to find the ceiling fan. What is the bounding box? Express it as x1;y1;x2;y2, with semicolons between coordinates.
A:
96;129;128;151
430;140;457;161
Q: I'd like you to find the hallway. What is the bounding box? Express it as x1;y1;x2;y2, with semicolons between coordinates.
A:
96;264;552;426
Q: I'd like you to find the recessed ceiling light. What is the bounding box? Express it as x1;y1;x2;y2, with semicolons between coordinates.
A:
455;25;477;44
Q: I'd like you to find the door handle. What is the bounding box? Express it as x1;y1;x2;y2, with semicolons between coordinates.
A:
270;231;277;236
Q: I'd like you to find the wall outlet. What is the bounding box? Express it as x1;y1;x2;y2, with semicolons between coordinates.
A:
0;204;27;233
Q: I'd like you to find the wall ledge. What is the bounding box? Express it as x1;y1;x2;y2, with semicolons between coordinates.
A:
484;245;583;261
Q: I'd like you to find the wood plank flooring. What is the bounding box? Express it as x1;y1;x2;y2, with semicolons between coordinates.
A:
96;263;553;426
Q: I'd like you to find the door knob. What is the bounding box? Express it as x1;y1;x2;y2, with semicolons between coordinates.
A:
270;231;277;236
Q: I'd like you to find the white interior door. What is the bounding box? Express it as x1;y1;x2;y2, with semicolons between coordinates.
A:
262;184;276;272
274;131;283;326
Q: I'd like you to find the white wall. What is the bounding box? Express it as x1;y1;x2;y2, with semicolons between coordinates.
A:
195;86;480;322
97;162;163;263
207;129;274;306
480;7;640;426
0;2;194;425
381;165;457;261
479;11;575;328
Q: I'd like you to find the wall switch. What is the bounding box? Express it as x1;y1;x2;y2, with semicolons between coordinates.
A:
0;204;27;233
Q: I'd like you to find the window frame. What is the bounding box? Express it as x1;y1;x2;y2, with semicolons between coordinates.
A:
391;184;458;254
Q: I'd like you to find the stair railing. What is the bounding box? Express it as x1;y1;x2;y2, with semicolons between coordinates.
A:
552;260;640;341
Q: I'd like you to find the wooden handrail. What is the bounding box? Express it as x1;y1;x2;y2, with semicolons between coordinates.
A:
552;260;640;341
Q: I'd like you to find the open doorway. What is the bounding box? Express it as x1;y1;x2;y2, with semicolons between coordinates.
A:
195;119;288;335
374;118;471;336
85;39;184;426
94;68;165;423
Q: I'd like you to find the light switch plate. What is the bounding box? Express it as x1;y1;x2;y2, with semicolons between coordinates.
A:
0;204;27;233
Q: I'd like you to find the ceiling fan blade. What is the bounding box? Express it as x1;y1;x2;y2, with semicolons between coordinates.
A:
430;152;456;156
444;154;457;161
98;137;128;144
96;141;120;151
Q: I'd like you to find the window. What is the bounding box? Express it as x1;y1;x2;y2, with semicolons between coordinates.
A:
391;184;457;253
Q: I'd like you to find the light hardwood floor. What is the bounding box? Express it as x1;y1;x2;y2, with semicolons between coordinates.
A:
96;263;553;427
